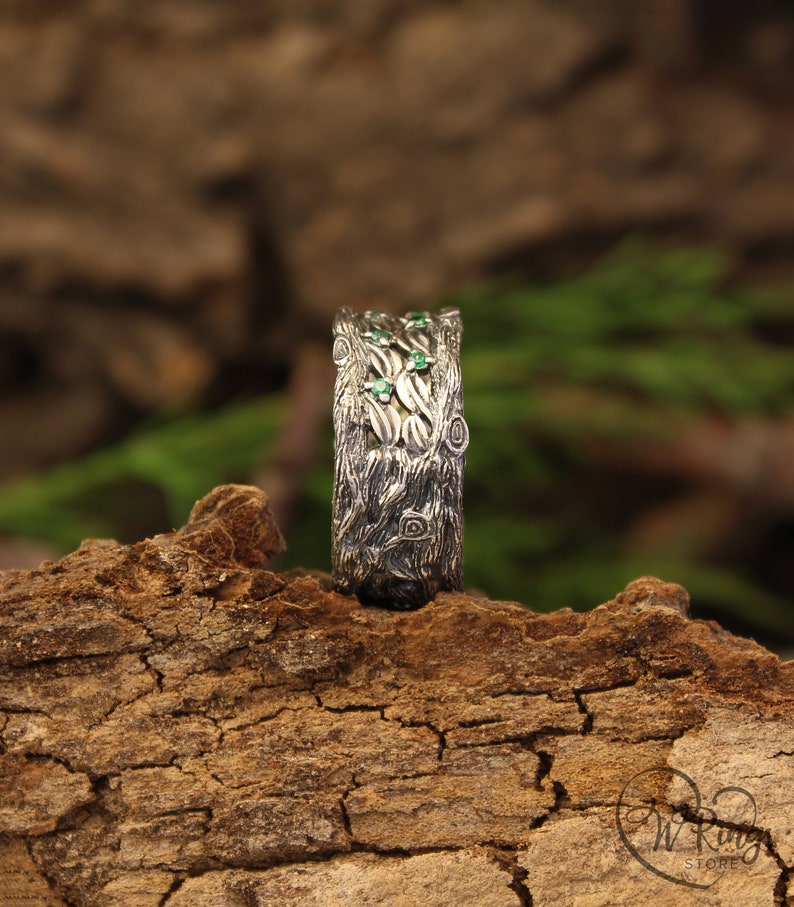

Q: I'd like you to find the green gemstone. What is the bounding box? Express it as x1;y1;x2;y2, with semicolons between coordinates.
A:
371;377;391;397
409;350;427;369
369;328;391;345
408;312;427;325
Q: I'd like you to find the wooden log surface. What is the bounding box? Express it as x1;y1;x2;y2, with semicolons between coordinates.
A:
0;485;792;906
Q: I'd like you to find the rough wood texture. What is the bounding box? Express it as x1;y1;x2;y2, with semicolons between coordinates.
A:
0;485;792;906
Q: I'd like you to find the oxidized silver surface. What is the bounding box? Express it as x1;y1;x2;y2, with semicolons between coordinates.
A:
332;308;468;609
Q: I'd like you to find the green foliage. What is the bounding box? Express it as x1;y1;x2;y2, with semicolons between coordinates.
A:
0;396;283;550
451;242;794;638
0;241;792;644
459;244;794;416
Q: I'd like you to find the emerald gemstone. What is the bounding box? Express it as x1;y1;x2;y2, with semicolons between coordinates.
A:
369;328;391;345
408;350;427;369
371;377;391;398
408;312;427;325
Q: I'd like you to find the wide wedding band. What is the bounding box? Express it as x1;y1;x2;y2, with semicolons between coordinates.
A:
331;308;468;609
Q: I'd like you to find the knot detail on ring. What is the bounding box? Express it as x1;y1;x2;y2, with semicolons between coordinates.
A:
398;510;433;540
332;336;351;363
446;414;469;454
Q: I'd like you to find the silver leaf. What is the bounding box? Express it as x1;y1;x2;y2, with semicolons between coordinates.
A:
395;372;433;420
402;413;431;452
366;396;401;445
369;346;401;378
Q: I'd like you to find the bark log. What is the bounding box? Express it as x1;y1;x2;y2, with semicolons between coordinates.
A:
0;485;792;907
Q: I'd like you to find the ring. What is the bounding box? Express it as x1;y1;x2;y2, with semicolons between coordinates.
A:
331;307;468;609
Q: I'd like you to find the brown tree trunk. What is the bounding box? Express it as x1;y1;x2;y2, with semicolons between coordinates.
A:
1;485;792;906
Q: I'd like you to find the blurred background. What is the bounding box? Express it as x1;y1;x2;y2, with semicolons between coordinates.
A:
1;0;793;649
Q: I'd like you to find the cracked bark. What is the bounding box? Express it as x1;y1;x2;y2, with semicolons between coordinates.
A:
1;485;793;907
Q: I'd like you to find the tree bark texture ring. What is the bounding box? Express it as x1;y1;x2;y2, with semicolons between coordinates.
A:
331;308;467;610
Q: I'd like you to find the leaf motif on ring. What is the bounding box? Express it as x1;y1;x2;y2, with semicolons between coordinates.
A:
398;510;433;540
405;332;431;355
366;397;401;445
446;415;469;454
396;372;432;420
369;346;402;378
402;413;431;453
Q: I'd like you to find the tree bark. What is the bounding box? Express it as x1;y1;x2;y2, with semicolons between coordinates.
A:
1;485;792;906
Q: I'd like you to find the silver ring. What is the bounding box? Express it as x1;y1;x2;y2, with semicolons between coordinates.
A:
331;308;468;609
